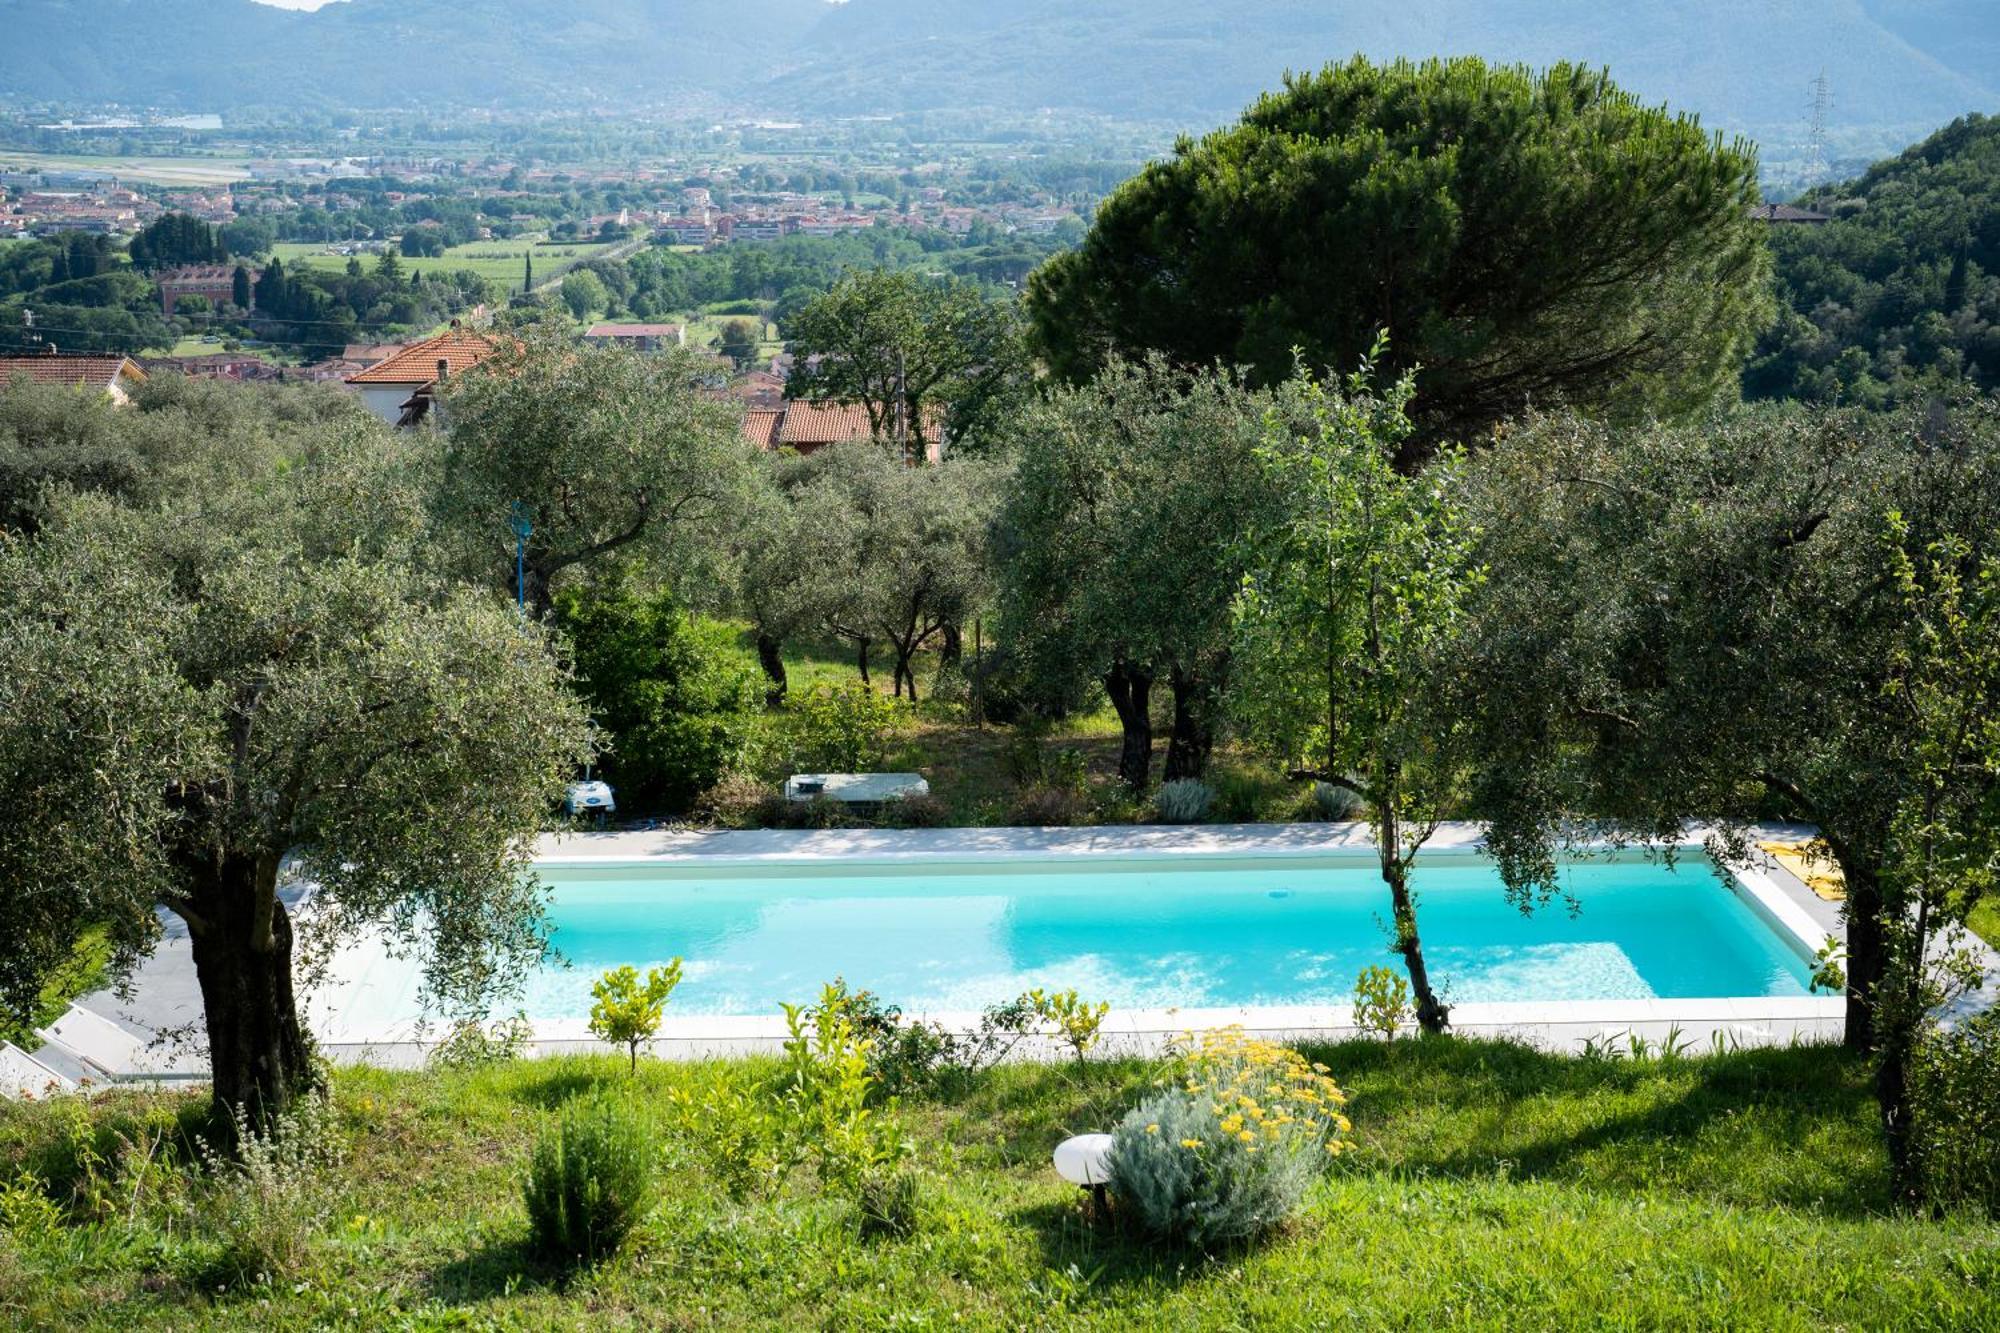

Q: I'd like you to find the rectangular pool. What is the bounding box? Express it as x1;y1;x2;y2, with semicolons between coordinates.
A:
328;851;1815;1029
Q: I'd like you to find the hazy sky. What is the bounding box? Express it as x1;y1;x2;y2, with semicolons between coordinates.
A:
248;0;344;10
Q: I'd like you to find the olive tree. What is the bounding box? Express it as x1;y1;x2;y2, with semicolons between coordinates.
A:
997;359;1280;785
1027;57;1769;451
0;469;592;1128
1457;402;2000;1187
1232;361;1481;1033
435;325;753;618
792;442;997;701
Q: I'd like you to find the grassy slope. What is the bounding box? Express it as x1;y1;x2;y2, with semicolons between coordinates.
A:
1;1039;1994;1329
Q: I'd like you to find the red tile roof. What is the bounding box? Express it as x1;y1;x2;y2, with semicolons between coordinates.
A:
0;354;146;391
741;408;783;448
740;400;945;460
778;401;877;445
585;322;684;339
346;329;503;385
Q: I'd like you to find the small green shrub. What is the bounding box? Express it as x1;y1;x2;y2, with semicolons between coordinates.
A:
1107;1029;1350;1248
588;961;685;1074
1211;768;1287;823
856;1167;923;1240
792;680;904;772
1154;778;1215;824
1351;966;1411;1039
1027;987;1110;1062
810;979;958;1097
778;985;911;1190
426;1013;533;1070
1313;780;1365;821
523;1093;654;1265
1910;1012;2000;1216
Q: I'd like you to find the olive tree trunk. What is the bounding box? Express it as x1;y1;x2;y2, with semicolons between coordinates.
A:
1103;660;1154;790
1163;664;1223;781
184;855;318;1133
755;631;788;706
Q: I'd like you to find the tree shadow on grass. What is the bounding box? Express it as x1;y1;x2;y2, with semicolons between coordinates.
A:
1294;1036;1890;1217
1009;1195;1276;1296
427;1234;570;1304
501;1063;613;1110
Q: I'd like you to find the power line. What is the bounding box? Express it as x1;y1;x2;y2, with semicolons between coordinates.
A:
1804;70;1832;188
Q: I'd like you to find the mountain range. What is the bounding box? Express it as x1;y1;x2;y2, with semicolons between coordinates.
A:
1;0;1994;154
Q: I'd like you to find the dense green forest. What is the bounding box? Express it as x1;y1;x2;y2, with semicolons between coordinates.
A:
1749;113;2000;406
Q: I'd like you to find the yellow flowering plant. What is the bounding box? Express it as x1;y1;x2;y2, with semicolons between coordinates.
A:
1105;1027;1350;1247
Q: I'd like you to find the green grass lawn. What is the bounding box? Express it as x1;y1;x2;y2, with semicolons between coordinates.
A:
1;1038;1992;1329
1971;895;2000;949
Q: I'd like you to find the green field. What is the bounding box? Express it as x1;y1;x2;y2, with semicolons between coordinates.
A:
0;1038;1993;1329
0;150;250;188
270;236;616;289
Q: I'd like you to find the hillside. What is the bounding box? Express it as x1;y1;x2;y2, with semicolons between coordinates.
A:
0;0;1995;160
1747;112;2000;404
3;1039;1997;1328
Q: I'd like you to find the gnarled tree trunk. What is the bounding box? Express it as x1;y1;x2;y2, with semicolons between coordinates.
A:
184;854;318;1134
1163;663;1224;781
755;631;788;707
1103;660;1154;790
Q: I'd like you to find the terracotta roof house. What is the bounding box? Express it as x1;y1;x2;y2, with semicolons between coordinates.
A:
583;322;686;351
741;400;944;462
345;325;504;427
341;342;407;366
0;351;148;405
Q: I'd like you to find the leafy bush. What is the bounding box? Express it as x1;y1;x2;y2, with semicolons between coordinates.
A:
588;962;685;1074
1154;778;1215;824
1910;1012;2000;1217
523;1093;654;1265
1351;966;1412;1039
811;980;957;1097
1027;987;1110;1061
425;1013;534;1070
1107;1029;1350;1248
557;582;763;815
198;1093;345;1283
778;984;911;1190
792;680;903;772
699;770;770;827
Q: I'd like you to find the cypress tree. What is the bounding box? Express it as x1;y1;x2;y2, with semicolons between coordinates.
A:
232;264;251;309
523;253;533;294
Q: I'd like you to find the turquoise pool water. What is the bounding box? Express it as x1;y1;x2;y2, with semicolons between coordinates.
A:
506;853;1814;1018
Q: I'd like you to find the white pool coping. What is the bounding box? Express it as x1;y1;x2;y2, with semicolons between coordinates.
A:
310;821;1848;1066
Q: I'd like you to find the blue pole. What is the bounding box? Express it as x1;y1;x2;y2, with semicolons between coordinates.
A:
516;534;525;610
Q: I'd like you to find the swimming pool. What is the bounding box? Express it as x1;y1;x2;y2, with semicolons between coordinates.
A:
322;848;1817;1032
